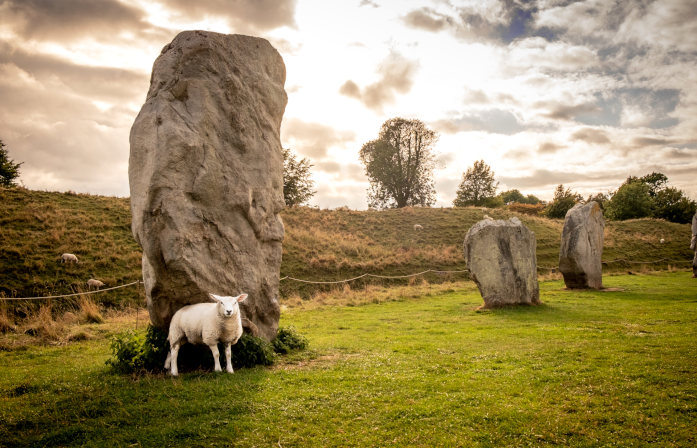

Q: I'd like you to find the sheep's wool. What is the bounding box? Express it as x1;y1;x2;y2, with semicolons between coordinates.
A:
129;31;286;340
463;217;540;307
558;202;605;289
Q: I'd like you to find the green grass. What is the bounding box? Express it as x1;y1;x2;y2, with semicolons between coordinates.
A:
1;272;695;447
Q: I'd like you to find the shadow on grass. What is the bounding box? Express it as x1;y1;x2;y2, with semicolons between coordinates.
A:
2;361;270;447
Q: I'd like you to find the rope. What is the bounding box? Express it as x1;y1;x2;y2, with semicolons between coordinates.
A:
279;269;469;285
1;255;690;300
0;281;142;301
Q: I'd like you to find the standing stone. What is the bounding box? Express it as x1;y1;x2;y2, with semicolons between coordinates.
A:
691;212;697;278
463;217;540;307
129;31;287;341
559;202;604;289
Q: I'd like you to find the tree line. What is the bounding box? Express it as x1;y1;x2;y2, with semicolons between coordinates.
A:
3;125;695;224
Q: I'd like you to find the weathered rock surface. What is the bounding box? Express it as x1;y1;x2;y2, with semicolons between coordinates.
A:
129;31;287;340
463;217;540;307
559;202;604;289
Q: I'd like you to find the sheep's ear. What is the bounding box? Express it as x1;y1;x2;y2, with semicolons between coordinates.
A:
236;293;248;303
209;293;223;303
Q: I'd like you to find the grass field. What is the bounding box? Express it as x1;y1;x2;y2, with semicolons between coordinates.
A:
1;272;695;447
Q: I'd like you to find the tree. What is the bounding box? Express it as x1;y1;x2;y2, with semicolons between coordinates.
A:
545;184;582;218
0;139;22;187
586;192;609;210
499;189;542;205
359;118;437;209
638;172;668;197
282;147;315;207
453;160;499;207
500;189;525;204
605;179;653;220
652;187;696;224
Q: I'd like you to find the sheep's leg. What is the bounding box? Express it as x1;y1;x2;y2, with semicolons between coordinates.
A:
224;342;234;374
169;342;180;377
209;343;222;372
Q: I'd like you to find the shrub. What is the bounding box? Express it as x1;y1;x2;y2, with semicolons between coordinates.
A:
232;334;276;368
272;326;309;354
106;330;146;374
107;326;285;374
508;202;545;216
106;326;168;374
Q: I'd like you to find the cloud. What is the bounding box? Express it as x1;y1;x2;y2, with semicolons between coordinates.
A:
401;1;537;43
432;109;524;135
359;0;379;8
0;42;147;103
537;142;563;154
0;0;152;42
339;51;418;112
401;7;453;32
162;0;298;33
281;118;356;158
536;101;602;121
571;127;611;145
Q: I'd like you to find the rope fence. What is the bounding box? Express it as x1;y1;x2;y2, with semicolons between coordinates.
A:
1;256;692;301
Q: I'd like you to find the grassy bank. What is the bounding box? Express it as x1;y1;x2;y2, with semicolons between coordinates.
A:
1;187;693;306
1;272;696;446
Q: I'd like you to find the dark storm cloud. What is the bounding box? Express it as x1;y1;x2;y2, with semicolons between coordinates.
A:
571;128;611;145
339;52;418;112
432;109;524;135
0;42;147;103
281;118;356;159
0;0;153;41
162;0;297;33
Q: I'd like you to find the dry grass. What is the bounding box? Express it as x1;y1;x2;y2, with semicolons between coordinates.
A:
281;279;477;310
0;305;16;333
23;304;63;341
78;296;104;324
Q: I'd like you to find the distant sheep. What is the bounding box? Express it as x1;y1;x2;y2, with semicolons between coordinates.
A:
413;224;423;230
660;238;665;244
87;279;104;290
165;293;248;377
61;253;79;264
483;214;492;220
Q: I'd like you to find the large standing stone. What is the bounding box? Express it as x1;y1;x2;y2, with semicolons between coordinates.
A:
129;31;287;341
463;217;540;307
558;202;605;289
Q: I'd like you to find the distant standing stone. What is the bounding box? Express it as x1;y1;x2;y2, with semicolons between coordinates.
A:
463;217;540;307
691;212;697;278
558;202;605;289
129;31;287;340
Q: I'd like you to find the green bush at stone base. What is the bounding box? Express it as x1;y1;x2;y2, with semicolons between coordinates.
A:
107;325;307;374
272;326;309;354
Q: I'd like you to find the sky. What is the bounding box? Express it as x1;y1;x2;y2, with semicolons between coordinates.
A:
1;0;695;209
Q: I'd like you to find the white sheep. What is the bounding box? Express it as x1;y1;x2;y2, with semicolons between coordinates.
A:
660;238;665;244
164;293;248;377
87;279;104;290
413;224;423;230
61;253;79;264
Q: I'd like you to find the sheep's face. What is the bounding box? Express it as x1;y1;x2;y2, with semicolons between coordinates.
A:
210;293;248;318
